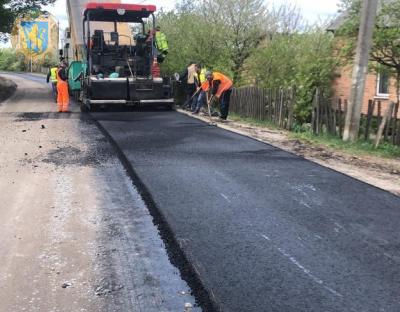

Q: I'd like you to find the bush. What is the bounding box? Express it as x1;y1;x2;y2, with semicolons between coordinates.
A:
245;30;337;124
0;48;26;71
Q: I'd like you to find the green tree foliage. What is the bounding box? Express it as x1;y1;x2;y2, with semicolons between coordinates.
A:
158;0;337;124
0;48;26;71
0;0;55;41
245;30;337;123
157;0;268;83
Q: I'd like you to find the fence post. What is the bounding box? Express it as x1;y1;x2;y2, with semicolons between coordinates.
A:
375;102;395;148
287;87;295;130
332;98;337;136
316;88;321;134
364;100;375;141
338;98;343;137
392;102;399;145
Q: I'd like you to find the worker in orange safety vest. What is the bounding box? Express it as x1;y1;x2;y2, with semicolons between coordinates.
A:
56;62;69;113
200;71;233;120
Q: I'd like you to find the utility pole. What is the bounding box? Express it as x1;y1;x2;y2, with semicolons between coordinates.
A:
343;0;378;142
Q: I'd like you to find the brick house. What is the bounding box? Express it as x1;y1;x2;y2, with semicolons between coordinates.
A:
327;12;400;118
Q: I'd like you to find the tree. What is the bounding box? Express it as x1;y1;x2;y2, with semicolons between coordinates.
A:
245;29;337;124
157;0;270;83
200;0;269;84
0;0;55;42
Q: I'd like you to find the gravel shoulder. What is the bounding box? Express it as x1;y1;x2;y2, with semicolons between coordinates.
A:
179;109;400;196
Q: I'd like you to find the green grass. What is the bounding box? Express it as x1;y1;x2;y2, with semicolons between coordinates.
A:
228;113;400;159
289;131;400;159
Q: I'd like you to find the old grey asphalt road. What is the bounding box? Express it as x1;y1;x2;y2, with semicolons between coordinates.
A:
91;108;400;312
0;72;199;312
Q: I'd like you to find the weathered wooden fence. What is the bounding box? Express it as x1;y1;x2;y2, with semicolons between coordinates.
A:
230;86;296;130
230;86;400;146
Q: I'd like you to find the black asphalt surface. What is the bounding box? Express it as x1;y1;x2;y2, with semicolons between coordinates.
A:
92;110;400;312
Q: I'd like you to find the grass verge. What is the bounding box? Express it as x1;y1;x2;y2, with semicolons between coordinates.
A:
228;113;400;159
290;132;400;159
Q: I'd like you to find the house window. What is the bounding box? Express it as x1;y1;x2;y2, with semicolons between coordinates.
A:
376;72;389;97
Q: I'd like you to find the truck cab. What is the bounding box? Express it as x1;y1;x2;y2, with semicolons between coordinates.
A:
79;2;173;111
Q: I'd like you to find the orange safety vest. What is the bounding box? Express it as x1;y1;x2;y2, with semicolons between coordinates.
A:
56;68;68;85
200;72;232;98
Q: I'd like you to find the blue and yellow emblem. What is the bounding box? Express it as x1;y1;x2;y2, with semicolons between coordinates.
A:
20;21;49;54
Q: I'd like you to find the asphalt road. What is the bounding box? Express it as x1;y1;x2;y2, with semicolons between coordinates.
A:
92;110;400;312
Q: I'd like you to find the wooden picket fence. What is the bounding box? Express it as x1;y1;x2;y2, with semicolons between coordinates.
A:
230;86;296;130
229;86;400;146
312;89;400;145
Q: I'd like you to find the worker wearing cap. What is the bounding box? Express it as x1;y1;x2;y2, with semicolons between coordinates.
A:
201;71;233;120
46;65;58;102
56;62;69;113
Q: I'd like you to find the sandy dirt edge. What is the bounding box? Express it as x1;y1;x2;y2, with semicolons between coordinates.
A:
178;109;400;197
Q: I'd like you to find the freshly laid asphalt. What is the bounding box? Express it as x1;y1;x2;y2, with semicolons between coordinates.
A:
92;109;400;312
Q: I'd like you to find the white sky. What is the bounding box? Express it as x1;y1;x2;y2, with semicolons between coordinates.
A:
1;0;341;47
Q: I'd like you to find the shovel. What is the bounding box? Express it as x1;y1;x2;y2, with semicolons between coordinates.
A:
181;87;202;110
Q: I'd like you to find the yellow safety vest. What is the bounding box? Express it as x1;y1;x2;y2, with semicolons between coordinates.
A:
199;68;207;84
155;31;168;53
50;67;58;83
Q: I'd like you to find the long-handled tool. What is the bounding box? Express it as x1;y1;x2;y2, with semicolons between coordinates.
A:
181;87;202;110
206;95;217;126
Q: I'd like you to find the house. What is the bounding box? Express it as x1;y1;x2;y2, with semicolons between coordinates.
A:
327;5;400;118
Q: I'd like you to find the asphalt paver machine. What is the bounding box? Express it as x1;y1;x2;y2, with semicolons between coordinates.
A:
76;2;173;111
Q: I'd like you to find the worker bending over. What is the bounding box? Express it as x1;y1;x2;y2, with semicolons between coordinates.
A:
202;71;233;120
46;65;58;102
56;62;69;113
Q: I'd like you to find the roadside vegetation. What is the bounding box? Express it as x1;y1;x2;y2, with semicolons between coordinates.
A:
159;0;400;153
158;0;337;128
0;48;26;71
290;132;400;159
0;48;57;72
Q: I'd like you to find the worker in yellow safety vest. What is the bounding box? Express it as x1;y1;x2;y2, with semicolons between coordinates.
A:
46;65;58;102
192;66;210;115
155;26;168;63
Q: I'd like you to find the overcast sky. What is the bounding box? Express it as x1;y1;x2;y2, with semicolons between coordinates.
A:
2;0;341;47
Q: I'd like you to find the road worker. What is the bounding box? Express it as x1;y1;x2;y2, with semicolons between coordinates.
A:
56;62;69;113
154;26;168;63
179;62;201;110
46;65;58;101
192;66;208;114
201;71;233;120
